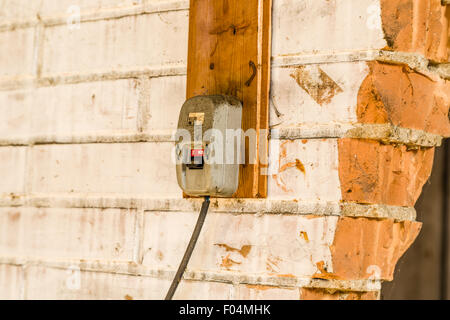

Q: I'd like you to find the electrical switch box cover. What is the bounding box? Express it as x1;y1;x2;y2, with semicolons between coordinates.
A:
175;95;243;197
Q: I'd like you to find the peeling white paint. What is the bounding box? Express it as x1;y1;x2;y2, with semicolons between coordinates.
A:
41;11;188;77
0;207;137;262
270;62;368;127
0;0;425;300
143;211;338;278
272;0;387;57
267;139;341;201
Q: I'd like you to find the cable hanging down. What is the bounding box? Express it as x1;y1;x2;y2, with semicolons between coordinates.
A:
165;196;211;300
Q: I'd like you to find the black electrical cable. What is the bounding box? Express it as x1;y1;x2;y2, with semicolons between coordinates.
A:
165;196;210;300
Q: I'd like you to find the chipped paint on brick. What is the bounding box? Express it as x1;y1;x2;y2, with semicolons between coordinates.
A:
338;138;435;207
237;284;300;300
357;61;450;137
0;0;448;301
268;139;341;201
290;65;343;105
299;231;309;243
312;261;340;280
142;211;339;279
329;217;422;281
300;288;380;300
380;0;449;62
270;62;368;128
0;264;23;299
215;244;252;258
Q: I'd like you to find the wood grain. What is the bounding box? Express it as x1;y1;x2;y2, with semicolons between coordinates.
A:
186;0;272;198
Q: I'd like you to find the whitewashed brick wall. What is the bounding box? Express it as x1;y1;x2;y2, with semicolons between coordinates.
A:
1;0;435;300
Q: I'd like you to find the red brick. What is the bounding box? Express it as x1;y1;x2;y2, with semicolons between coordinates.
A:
357;62;450;137
338;138;435;207
329;217;422;281
380;0;449;62
300;288;379;300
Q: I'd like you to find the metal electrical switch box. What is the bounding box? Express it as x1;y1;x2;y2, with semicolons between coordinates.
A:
175;95;243;197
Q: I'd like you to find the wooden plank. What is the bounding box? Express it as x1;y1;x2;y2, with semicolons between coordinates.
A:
186;0;272;198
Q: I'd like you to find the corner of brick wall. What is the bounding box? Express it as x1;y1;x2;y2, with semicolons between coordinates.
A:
0;0;449;300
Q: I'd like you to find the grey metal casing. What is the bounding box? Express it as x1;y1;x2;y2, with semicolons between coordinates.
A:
175;95;243;197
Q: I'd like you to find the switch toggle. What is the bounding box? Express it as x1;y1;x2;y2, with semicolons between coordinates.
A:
187;148;205;169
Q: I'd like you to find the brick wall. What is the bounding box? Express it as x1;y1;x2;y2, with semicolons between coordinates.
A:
0;0;448;300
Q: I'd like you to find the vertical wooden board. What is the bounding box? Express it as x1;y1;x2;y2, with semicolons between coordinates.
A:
186;0;272;198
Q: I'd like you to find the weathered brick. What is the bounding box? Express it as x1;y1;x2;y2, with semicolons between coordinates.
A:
0;0;186;24
329;217;421;281
236;285;300;300
142;211;338;278
380;0;449;62
0;207;136;261
0;0;445;301
0;147;26;194
272;0;386;56
447;6;450;62
0;0;41;22
271;62;368;127
268;139;341;201
338;138;435;207
0;264;23;300
25;266;170;300
39;0;143;17
0;79;140;138
272;59;450;136
0;0;188;27
28;143;180;197
357;61;450;137
174;280;233;300
145;75;186;132
25;266;232;300
300;288;379;300
41;11;188;76
0;28;35;78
